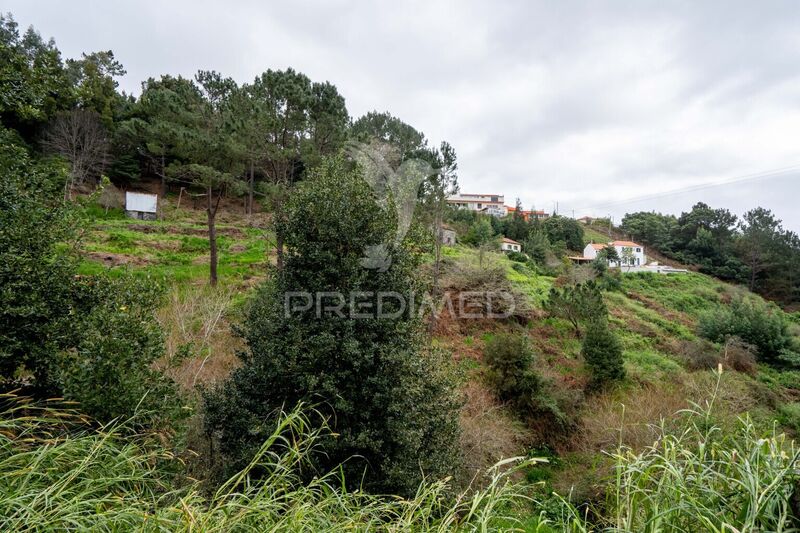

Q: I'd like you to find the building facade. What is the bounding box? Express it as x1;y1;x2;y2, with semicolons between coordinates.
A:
583;240;646;267
447;193;507;217
501;237;521;252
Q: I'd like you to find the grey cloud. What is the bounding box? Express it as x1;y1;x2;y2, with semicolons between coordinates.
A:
7;0;800;230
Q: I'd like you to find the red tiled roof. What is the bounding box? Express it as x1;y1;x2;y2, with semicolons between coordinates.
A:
502;237;520;244
589;241;642;249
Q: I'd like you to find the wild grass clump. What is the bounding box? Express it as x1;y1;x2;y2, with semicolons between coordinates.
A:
545;371;800;531
0;393;537;532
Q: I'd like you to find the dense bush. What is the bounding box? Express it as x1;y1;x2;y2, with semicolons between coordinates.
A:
204;158;461;496
506;250;527;263
541;216;584;252
0;130;177;423
0;130;76;389
483;333;570;432
699;297;798;367
581;319;625;389
523;230;550;265
59;276;177;424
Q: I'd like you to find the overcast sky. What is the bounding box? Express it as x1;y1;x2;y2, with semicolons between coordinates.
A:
8;1;800;230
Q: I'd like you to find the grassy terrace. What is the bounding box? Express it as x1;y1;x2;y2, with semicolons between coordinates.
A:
77;205;273;288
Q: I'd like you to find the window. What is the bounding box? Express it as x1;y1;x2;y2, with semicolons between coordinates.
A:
636;247;641;252
477;203;482;209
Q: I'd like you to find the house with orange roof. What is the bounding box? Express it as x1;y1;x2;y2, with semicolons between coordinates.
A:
506;205;550;221
583;240;646;267
500;237;522;253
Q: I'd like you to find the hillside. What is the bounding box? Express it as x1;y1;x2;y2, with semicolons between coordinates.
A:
77;201;800;513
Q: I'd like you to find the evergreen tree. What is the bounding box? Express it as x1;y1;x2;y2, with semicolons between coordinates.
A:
544;281;607;336
582;319;625;389
506;198;529;241
524;230;551;265
203;157;460;496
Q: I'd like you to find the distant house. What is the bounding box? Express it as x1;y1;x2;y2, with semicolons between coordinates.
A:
125;192;158;220
440;224;457;246
447;193;507;217
500;237;522;253
506;206;550;221
577;216;594;225
583;240;645;267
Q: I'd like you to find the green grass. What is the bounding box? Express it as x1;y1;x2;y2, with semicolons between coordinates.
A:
624;349;683;381
583;225;611;245
0;395;541;532
78;214;272;286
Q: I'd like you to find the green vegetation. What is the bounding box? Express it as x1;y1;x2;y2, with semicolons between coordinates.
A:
699;297;799;367
203;159;461;496
0;397;534;532
483;333;566;429
4;10;800;530
622;205;800;305
581;319;625;389
544;281;607;336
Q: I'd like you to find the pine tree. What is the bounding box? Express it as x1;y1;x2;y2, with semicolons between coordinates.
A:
582;319;625;389
203;157;460;496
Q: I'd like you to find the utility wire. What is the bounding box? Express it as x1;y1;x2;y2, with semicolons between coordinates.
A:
570;164;800;214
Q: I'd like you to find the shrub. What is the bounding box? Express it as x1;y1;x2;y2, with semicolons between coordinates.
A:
506;250;527;263
582;320;625;389
678;339;721;371
483;333;570;434
777;402;800;434
699;298;794;367
0;132;76;389
58;275;178;424
0;133;177;423
722;338;758;375
523;231;550;265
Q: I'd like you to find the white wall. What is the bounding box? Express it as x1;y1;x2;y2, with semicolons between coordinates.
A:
585;243;646;267
125;192;158;214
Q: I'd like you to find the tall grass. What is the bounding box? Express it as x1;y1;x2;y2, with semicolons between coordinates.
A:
546;370;800;532
0;393;537;531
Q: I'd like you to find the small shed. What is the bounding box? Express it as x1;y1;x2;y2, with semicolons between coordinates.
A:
441;224;457;246
125;192;158;220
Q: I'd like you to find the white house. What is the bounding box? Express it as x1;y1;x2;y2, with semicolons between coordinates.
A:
583;240;645;267
125;191;158;220
500;237;522;253
447;193;507;217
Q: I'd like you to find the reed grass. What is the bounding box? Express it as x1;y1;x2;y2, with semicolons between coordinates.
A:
0;393;536;532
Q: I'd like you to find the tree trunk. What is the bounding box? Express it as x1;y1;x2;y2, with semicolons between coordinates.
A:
429;208;442;334
247;160;254;216
207;186;219;287
276;228;285;270
160;153;167;198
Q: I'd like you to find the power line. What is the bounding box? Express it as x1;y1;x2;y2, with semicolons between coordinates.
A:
571;164;800;214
